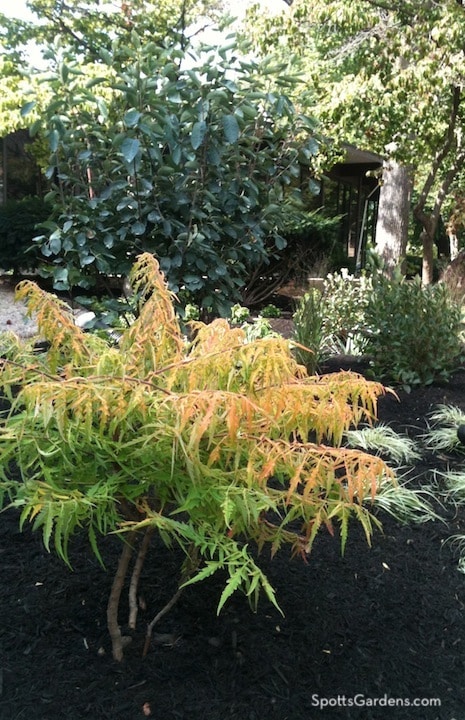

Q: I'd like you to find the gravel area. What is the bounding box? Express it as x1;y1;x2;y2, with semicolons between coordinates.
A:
0;278;38;338
0;277;92;339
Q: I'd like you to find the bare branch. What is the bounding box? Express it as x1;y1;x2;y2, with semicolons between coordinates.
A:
128;528;154;630
107;533;137;662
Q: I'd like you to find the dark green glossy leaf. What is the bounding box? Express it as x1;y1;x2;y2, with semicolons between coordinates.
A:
222;114;240;143
120;138;140;164
124;109;142;128
191;120;207;150
21;101;36;117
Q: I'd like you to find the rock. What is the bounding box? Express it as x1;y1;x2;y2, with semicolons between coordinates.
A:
441;250;465;301
457;424;465;445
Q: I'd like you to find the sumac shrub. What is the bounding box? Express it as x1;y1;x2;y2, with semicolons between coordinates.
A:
0;254;428;662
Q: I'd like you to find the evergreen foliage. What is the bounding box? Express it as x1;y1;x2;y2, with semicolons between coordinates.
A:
363;276;463;388
30;33;319;315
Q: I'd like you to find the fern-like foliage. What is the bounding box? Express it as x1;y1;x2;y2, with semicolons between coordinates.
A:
0;253;398;619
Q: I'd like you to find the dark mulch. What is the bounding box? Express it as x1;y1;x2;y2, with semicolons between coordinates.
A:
2;359;465;720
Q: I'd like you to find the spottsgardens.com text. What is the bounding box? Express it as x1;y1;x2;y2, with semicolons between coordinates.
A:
311;694;441;709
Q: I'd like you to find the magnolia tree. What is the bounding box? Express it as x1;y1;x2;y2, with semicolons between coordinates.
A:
0;1;319;313
0;0;228;133
1;0;228;64
29;32;318;314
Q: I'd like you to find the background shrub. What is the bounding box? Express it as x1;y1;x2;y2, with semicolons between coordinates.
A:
32;35;320;316
363;276;463;388
292;288;326;374
0;196;51;273
292;270;374;369
319;270;374;355
292;271;464;388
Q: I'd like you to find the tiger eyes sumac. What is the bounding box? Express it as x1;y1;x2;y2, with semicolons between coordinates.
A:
0;254;399;661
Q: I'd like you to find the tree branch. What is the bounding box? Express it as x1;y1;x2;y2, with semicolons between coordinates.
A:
128;528;154;630
432;148;465;225
414;86;462;220
107;532;137;662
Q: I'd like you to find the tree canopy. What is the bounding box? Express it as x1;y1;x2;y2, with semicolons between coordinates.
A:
1;1;228;62
246;0;465;279
3;0;465;283
0;0;228;135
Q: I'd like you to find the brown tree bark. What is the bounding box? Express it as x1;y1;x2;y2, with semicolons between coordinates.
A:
107;533;136;662
128;528;153;630
414;151;465;284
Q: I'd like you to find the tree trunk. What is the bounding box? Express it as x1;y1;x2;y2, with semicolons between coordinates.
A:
107;534;136;662
448;231;459;260
420;226;435;285
375;160;412;277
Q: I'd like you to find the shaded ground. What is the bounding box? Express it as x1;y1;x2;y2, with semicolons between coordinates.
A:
2;358;465;720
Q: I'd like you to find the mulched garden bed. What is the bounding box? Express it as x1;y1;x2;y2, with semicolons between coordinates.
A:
2;358;465;719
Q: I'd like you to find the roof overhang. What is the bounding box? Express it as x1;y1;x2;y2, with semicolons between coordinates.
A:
326;144;384;197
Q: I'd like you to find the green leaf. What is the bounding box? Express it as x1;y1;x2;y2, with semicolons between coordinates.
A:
131;221;146;236
171;144;182;165
191;120;207;150
29;119;42;137
158;166;176;177
49;129;60;153
86;77;107;89
48;230;62;254
53;267;69;284
308;179;321;195
222;114;240;143
120;138;140;164
96;98;108;120
131;29;141;49
88;525;105;568
182;561;222;587
274;234;287;251
21;101;36;117
124;109;142;128
206;145;221;165
216;570;243;614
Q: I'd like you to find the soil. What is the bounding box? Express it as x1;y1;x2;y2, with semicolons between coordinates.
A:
3;355;465;720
